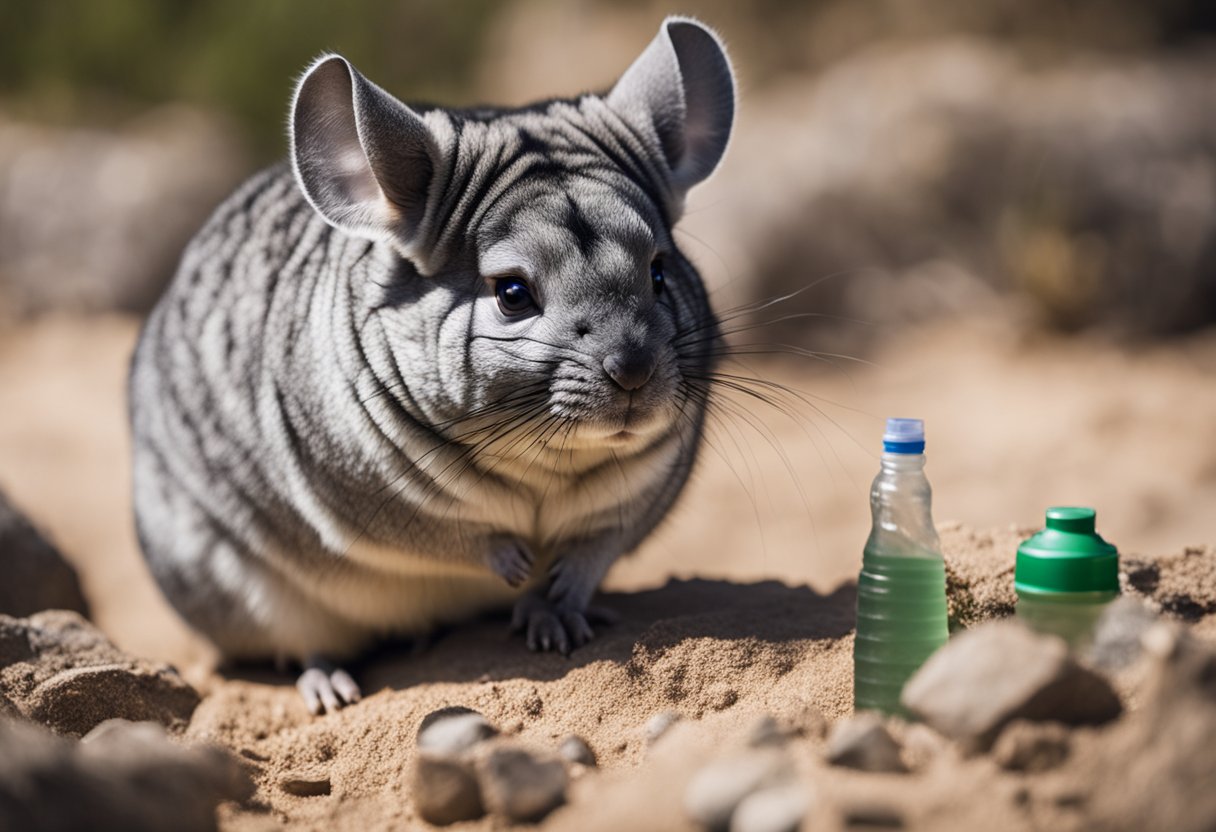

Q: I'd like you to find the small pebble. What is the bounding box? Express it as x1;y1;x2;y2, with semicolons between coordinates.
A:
826;714;907;773
416;707;498;756
842;801;904;828
747;715;786;748
899;723;948;770
558;734;597;767
991;721;1070;773
412;755;484;824
645;711;682;746
730;783;811;832
684;749;792;832
479;746;567;823
280;775;331;797
1087;597;1158;671
80;718;163;745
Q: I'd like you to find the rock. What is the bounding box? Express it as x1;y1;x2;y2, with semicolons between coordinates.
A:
0;490;88;618
730;783;812;832
416;707;498;756
841;800;904;828
0;717;252;832
746;715;786;748
412;754;484;825
1086;597;1159;671
644;710;682;746
826;713;908;773
898;723;949;771
991;721;1070;772
81;718;164;745
1083;625;1216;831
0;610;199;736
684;749;793;832
901;620;1122;750
558;734;596;767
0;107;248;318
478;745;567;823
280;775;331;797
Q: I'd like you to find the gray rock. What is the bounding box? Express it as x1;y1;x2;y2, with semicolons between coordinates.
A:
1085;625;1216;831
0;717;252;832
412;754;484;825
901;620;1122;750
81;718;164;745
645;710;682;746
0;490;88;618
478;746;567;823
746;715;786;748
558;734;596;767
416;707;497;756
1086;597;1158;671
826;713;908;773
0;107;247;318
842;800;904;828
684;749;793;832
899;723;949;770
0;611;199;736
730;783;811;832
991;721;1070;772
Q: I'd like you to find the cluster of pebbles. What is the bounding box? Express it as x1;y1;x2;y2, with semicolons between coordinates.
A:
411;706;583;824
2;483;1214;831
670;600;1213;832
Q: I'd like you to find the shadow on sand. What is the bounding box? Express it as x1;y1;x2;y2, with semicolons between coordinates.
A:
222;578;857;692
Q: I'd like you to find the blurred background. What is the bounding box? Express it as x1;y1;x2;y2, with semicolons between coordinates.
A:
1;0;1214;664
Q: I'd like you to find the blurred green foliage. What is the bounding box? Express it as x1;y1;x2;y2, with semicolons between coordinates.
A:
0;0;504;160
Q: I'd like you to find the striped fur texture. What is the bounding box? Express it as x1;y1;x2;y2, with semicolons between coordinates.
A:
129;17;735;666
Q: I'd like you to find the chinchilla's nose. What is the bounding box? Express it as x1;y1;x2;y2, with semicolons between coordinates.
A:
603;350;656;391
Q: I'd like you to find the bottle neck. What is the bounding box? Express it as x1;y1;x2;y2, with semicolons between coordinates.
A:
869;451;941;557
879;451;928;473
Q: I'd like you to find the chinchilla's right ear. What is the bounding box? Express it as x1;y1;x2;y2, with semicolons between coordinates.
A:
290;54;440;253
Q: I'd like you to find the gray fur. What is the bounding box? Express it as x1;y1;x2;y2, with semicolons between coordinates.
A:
129;17;734;663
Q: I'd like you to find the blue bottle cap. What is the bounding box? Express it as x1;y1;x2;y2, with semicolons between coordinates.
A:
883;418;925;454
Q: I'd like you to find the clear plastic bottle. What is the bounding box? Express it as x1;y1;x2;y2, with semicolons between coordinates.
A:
853;418;950;715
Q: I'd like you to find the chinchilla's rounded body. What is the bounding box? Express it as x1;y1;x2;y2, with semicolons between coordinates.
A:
129;17;734;706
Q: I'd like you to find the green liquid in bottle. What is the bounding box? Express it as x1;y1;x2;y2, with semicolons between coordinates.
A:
853;546;949;715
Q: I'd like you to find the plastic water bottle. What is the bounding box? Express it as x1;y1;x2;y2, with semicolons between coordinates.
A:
853;418;950;715
1016;507;1119;649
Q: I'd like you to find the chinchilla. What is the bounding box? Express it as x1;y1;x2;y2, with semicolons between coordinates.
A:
129;16;734;712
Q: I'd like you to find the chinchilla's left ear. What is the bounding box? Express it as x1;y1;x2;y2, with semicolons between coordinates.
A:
607;16;735;199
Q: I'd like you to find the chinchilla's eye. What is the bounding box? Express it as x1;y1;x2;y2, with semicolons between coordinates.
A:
495;277;537;316
650;258;665;296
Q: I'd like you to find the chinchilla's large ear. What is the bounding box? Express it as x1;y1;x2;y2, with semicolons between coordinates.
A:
290;54;439;251
607;17;735;197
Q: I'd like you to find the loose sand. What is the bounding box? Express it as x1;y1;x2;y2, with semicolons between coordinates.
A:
1;312;1214;829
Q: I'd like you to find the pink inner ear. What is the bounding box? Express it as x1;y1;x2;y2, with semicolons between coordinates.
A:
334;145;382;206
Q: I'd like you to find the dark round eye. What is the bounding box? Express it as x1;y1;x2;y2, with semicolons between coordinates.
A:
650;259;665;296
495;277;537;316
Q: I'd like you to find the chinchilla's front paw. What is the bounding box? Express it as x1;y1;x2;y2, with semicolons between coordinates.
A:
486;538;535;588
510;592;618;655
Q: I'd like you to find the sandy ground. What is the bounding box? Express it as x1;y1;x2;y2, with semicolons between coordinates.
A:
1;311;1214;828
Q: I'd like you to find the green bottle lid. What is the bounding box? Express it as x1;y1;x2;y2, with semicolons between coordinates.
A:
1015;507;1119;595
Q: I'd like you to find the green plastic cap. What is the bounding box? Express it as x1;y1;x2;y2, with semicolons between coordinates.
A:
1015;507;1119;595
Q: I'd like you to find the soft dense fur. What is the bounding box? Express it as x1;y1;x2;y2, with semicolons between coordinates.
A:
129;18;734;675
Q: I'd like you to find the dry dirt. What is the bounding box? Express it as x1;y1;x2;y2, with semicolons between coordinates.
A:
0;311;1214;829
